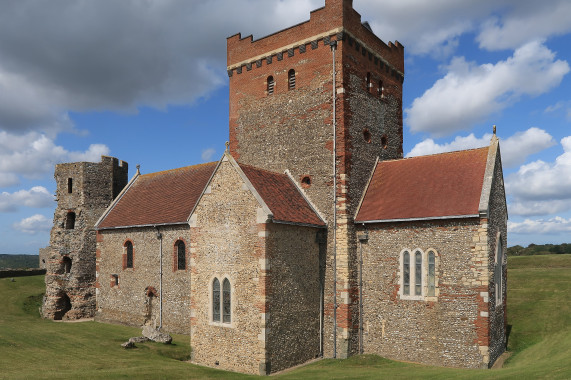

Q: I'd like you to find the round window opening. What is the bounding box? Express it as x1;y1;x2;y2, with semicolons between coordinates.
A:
301;176;311;188
363;129;372;143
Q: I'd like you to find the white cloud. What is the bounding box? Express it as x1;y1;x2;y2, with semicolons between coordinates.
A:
406;41;569;137
506;136;571;215
407;127;554;168
12;214;52;234
500;128;556;167
0;186;54;212
201;148;216;162
477;1;571;51
508;216;571;235
406;133;492;157
0;131;109;185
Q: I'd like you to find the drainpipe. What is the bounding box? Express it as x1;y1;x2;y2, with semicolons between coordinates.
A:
155;226;163;330
330;39;338;359
357;229;369;354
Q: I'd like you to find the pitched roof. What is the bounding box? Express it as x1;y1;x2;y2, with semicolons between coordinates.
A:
355;147;489;223
97;162;216;229
238;163;325;227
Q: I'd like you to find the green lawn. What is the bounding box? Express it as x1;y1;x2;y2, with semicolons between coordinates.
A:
1;255;569;379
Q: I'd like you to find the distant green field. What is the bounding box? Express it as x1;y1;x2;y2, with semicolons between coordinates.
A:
0;254;39;269
0;254;569;379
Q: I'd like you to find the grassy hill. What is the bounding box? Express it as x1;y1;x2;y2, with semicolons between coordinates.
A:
0;254;39;269
0;254;569;379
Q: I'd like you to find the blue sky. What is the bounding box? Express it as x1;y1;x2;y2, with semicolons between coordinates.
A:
1;0;570;254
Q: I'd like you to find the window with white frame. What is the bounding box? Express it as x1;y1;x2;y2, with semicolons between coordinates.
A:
400;248;438;300
212;277;232;324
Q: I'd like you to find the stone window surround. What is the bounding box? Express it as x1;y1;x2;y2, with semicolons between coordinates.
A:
208;274;234;328
122;239;135;270
173;238;188;272
399;248;439;301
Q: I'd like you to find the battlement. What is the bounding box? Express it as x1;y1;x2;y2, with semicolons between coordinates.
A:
227;0;404;76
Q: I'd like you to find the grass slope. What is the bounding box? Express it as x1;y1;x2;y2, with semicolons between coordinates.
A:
0;255;569;379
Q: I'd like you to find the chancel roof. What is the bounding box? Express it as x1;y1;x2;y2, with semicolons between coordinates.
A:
238;163;325;227
97;162;216;229
355;147;489;223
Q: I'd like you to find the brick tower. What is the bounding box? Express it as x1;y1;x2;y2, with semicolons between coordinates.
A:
227;0;404;357
42;156;128;320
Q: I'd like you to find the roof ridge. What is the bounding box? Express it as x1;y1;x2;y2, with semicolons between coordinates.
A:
394;145;489;163
140;161;217;178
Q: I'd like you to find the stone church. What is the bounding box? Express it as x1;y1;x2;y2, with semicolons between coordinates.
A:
42;0;508;375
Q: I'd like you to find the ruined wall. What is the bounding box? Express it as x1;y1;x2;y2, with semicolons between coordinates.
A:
43;156;128;320
95;225;191;334
265;223;322;373
357;218;491;368
190;159;266;375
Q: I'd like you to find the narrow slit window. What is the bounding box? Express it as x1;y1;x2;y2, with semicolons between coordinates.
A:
366;72;371;92
403;251;410;295
212;278;221;322
222;278;231;323
177;241;186;270
495;239;503;305
378;80;384;98
415;251;422;296
67;178;73;193
267;75;274;95
288;69;296;90
125;241;133;269
428;252;435;296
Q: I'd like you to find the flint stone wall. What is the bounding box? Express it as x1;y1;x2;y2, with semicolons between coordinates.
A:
95;225;191;334
358;218;490;368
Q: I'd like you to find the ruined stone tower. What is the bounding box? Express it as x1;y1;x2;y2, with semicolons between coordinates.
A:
43;156;128;320
227;0;404;357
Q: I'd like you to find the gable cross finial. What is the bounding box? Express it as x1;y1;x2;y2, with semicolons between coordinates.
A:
136;164;141;174
493;125;496;135
225;141;229;153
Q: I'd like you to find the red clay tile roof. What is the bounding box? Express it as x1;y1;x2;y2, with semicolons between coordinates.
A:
97;162;216;229
355;147;489;222
239;163;325;227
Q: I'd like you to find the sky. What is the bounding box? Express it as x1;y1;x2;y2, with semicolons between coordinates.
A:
1;0;570;254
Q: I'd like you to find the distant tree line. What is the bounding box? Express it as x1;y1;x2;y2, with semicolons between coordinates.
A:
0;254;39;270
507;243;571;256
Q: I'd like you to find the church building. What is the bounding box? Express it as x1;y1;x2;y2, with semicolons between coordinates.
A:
43;0;507;375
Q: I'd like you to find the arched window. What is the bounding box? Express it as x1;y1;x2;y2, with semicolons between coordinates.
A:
401;248;439;300
288;69;296;90
125;241;133;269
212;278;221;322
403;251;410;295
428;251;435;296
415;251;422;296
65;212;75;230
495;237;504;305
378;80;384;98
176;240;186;270
223;278;231;323
267;75;275;95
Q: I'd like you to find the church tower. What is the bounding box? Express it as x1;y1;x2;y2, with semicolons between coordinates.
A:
227;0;404;357
42;156;128;320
